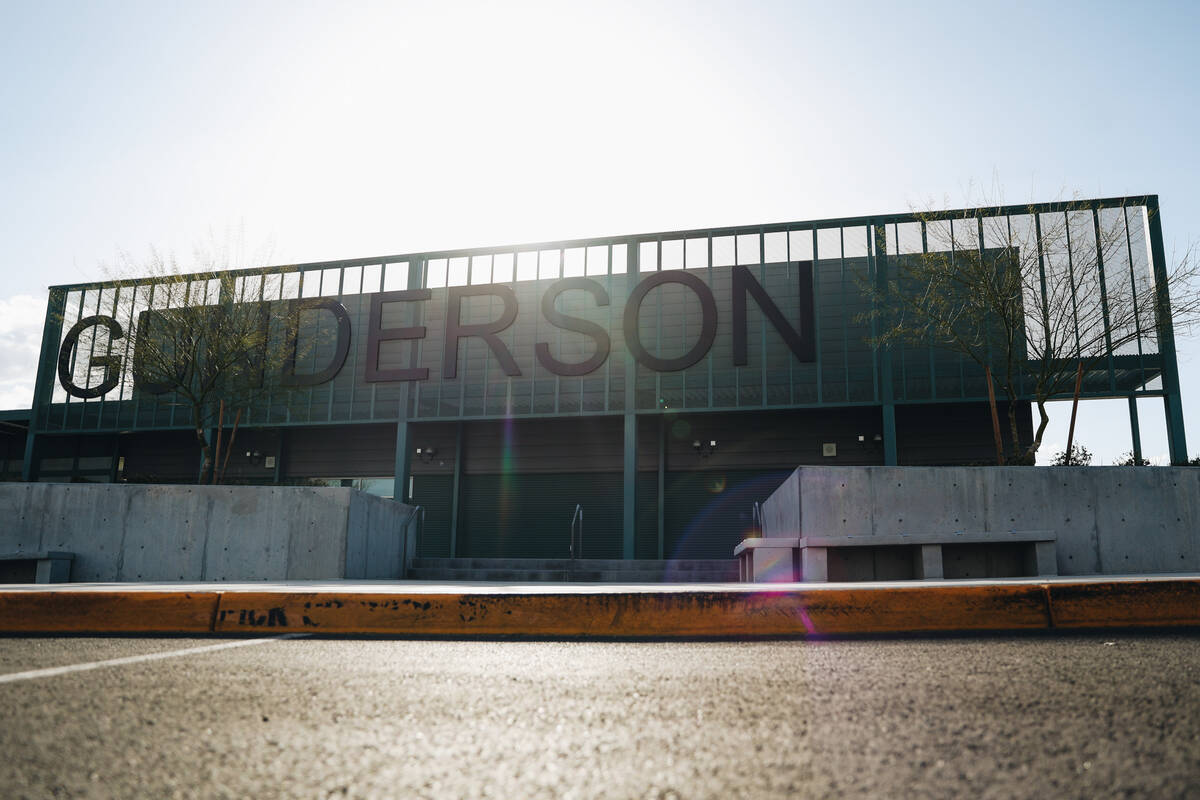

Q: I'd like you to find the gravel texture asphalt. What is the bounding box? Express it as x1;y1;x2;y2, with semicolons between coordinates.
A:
1;632;1198;799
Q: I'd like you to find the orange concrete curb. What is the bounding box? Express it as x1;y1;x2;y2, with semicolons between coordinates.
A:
0;580;1196;637
0;591;221;634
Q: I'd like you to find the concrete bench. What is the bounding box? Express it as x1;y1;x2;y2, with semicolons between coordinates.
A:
0;551;74;584
734;532;1056;583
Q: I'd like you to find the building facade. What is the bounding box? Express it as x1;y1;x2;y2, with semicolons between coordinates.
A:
12;196;1186;561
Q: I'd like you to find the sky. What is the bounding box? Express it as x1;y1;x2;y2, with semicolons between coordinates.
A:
1;0;1198;464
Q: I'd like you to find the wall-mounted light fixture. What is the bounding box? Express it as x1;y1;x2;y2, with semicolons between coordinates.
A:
416;446;437;463
693;439;718;458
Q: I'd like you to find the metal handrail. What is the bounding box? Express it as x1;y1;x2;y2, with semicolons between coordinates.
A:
569;504;583;559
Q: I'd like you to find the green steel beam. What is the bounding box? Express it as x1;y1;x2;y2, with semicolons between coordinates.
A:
622;240;639;560
449;421;463;557
1128;396;1143;464
23;289;67;481
873;223;898;465
1145;197;1188;464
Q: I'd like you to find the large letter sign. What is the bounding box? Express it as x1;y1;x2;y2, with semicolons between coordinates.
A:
622;271;717;372
58;315;124;399
536;278;612;376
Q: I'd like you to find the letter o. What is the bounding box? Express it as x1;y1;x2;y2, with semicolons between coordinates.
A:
622;271;717;372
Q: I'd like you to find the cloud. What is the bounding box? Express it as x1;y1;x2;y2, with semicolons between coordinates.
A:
0;293;47;410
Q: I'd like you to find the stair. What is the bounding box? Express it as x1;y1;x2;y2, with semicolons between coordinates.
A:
406;557;740;583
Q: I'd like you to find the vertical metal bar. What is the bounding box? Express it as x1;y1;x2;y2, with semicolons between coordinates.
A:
1063;212;1082;354
449;421;463;557
657;415;665;559
733;234;740;404
1090;208;1117;393
22;289;68;481
840;227;849;400
1122;206;1146;387
63;290;86;431
622;241;640;561
273;431;285;485
706;233;714;408
759;228;767;407
1145;197;1188;463
604;245;612;412
556;246;564;414
622;408;637;560
875;223;897;465
787;228;795;404
393;415;413;502
813;227;822;404
1128;395;1143;465
94;286;120;430
920;221;936;399
654;238;662;410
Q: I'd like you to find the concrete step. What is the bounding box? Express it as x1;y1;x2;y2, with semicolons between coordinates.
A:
411;557;737;571
407;558;739;583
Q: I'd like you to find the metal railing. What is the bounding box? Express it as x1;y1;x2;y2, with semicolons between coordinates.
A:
569;504;583;559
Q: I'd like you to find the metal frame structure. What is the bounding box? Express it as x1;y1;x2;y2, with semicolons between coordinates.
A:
22;195;1188;556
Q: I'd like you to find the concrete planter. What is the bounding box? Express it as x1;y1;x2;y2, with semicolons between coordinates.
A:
761;466;1200;577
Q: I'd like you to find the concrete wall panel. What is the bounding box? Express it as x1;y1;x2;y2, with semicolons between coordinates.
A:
284;489;352;581
37;485;126;581
982;468;1100;574
121;486;211;581
761;466;1200;577
0;484;414;582
761;469;800;538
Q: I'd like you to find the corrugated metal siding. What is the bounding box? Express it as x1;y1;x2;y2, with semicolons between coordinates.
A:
461;417;622;475
121;430;197;483
896;402;1033;465
283;424;396;477
411;474;453;557
458;472;623;558
663;469;791;559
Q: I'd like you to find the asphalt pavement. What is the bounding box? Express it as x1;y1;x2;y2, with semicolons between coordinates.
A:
1;632;1198;799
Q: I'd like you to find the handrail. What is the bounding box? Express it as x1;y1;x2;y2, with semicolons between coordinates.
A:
569;504;583;560
752;501;762;536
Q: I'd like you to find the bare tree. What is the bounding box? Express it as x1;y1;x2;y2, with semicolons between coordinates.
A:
98;246;304;483
867;198;1200;464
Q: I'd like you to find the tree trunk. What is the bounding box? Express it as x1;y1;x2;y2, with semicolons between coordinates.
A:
1006;399;1025;464
1030;400;1051;462
194;426;213;485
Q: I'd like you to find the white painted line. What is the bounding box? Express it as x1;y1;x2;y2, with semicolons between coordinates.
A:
0;634;307;685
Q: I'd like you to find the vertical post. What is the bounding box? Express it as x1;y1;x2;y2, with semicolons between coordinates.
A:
1128;396;1143;465
622;240;639;560
657;415;666;559
1145;197;1188;464
23;289;68;482
622;412;637;560
393;411;412;502
449;421;463;557
393;257;424;504
873;223;898;465
273;429;285;484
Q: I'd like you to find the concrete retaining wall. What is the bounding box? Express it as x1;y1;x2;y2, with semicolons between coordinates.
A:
761;466;1200;576
0;484;419;582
